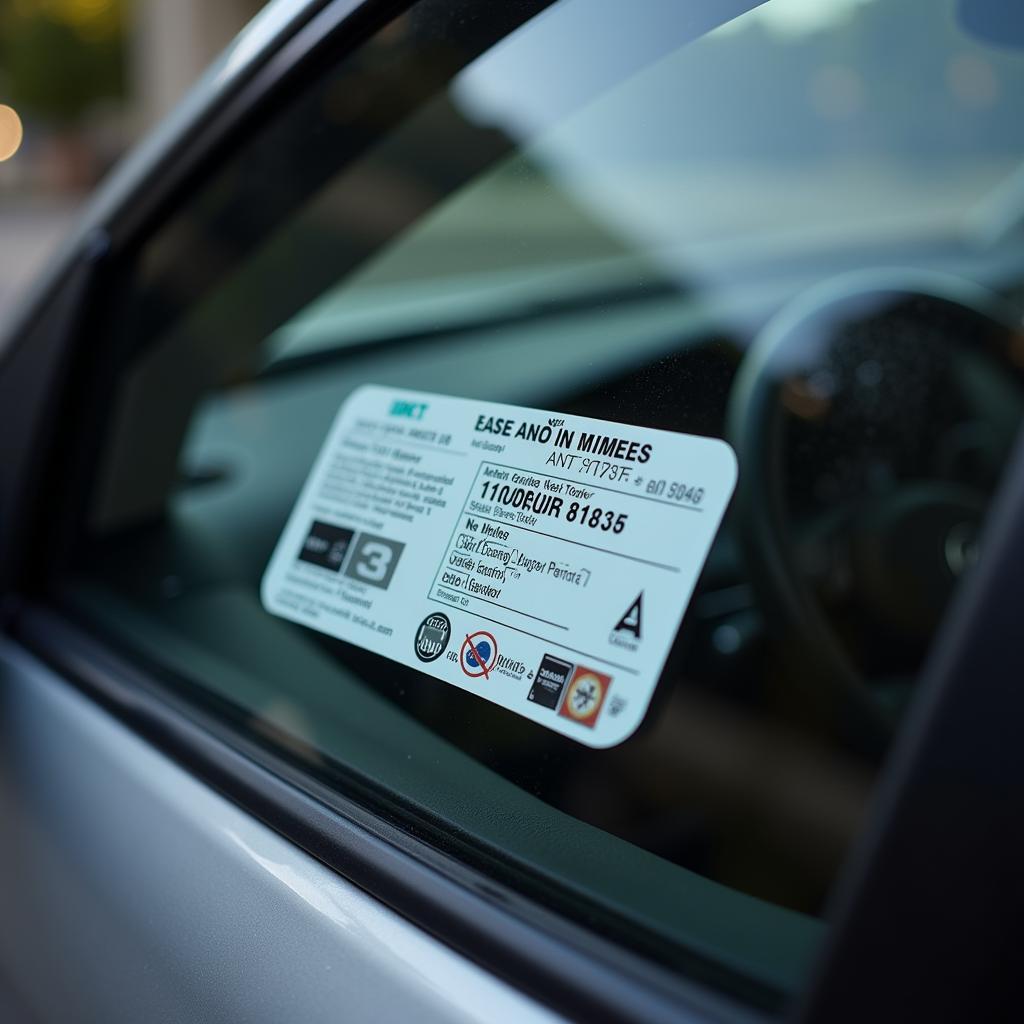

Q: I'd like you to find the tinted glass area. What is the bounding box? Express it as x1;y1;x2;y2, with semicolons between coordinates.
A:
59;0;1024;1006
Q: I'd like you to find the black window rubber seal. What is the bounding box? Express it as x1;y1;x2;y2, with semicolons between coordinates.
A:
12;603;765;1024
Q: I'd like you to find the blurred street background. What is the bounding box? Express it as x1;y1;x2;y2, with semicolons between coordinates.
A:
0;0;264;321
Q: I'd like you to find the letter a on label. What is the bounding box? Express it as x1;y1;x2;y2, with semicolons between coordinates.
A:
614;593;643;640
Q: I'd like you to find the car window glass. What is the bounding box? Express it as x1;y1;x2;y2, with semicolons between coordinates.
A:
54;0;1024;1007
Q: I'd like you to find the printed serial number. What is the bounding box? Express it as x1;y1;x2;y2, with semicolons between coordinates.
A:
566;502;627;533
479;482;628;533
578;458;632;481
645;479;705;505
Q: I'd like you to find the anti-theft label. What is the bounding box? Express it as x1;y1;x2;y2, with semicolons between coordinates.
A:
261;385;737;748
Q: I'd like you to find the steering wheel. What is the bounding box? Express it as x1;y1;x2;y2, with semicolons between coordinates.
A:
727;270;1022;756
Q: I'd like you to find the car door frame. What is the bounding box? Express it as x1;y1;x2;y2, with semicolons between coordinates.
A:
2;0;1024;1021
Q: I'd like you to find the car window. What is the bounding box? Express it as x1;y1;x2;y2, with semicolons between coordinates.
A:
53;0;1024;1007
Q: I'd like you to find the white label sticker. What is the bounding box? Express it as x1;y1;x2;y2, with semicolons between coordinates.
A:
261;385;737;748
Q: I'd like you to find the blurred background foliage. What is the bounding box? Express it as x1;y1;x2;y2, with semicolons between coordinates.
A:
0;0;259;319
0;0;127;126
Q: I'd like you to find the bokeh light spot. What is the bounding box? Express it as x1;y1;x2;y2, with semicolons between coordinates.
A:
0;106;24;162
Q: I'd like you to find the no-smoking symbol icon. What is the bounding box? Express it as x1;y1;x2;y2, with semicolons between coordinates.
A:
459;631;498;679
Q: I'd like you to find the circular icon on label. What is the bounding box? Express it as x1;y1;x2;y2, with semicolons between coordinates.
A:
414;613;451;663
559;667;612;728
459;630;498;679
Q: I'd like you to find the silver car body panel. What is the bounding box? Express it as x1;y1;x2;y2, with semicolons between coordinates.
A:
0;640;562;1024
